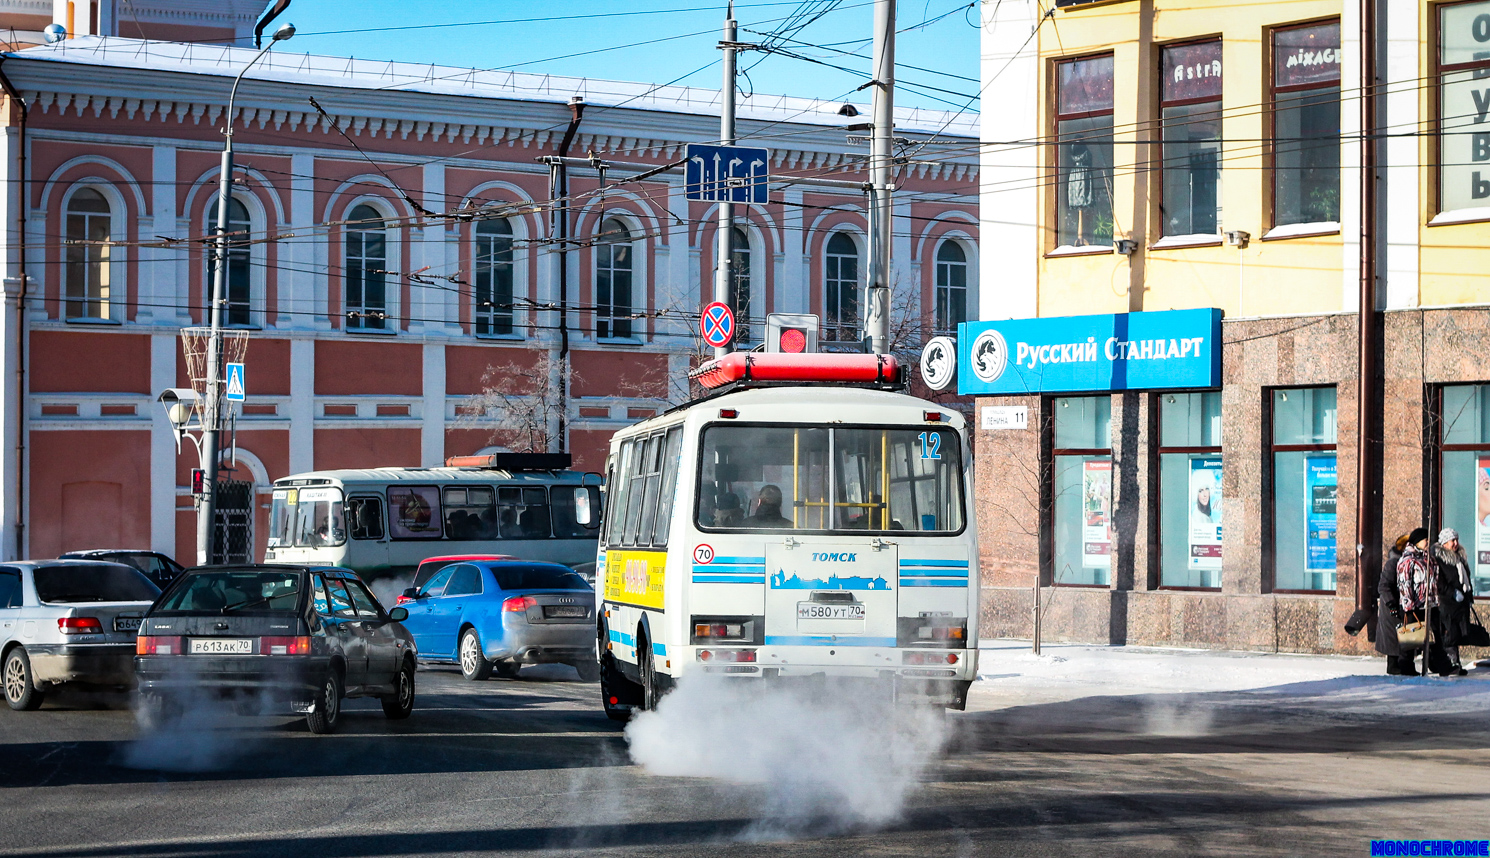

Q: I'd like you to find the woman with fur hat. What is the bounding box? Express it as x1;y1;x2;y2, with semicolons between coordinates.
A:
1431;528;1473;677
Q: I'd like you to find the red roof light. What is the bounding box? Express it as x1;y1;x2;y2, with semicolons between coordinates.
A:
691;353;901;390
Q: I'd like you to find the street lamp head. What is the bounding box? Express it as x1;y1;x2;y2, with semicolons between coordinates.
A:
156;388;200;431
271;22;295;41
42;23;66;43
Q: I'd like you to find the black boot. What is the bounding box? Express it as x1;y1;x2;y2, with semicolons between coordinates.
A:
1386;655;1403;675
1400;654;1420;677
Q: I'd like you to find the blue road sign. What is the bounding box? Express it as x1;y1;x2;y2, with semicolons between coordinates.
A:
225;362;246;402
685;143;770;205
701;301;735;348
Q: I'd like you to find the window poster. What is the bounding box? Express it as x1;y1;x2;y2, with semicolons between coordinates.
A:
1188;456;1223;571
1474;455;1490;571
1304;454;1338;578
1082;459;1113;569
387;485;442;539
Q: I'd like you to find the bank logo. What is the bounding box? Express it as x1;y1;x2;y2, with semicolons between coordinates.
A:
971;329;1009;383
920;336;957;391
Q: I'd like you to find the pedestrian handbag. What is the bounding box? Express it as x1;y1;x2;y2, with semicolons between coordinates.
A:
1463;606;1490;649
1397;610;1429;649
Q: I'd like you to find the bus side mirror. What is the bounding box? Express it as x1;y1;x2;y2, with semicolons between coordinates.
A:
573;487;597;528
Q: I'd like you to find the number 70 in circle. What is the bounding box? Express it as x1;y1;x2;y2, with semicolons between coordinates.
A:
917;432;942;460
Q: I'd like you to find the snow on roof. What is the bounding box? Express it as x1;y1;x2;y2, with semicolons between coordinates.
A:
15;36;978;136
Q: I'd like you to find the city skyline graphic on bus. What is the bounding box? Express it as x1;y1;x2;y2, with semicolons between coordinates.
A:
769;571;890;590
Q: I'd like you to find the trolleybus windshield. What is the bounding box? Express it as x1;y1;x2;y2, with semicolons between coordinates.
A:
695;424;964;534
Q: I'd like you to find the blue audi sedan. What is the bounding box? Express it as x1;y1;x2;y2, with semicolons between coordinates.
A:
398;560;598;682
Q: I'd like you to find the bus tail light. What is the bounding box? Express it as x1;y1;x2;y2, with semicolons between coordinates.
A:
503;596;537;613
137;635;182;655
897;616;969;649
690;615;761;645
698;649;756;663
262;636;312;655
903;651;959;666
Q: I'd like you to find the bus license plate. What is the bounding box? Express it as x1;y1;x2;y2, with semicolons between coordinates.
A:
190;638;252;655
797;603;865;620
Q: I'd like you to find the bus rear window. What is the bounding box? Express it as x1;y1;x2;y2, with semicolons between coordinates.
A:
697;425;965;534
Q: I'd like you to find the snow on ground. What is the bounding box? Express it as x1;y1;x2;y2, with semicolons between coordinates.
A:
969;639;1490;715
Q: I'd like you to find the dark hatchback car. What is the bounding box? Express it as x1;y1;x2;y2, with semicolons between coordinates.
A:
135;564;417;734
59;550;185;588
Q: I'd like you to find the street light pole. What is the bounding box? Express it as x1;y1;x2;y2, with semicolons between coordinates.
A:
714;2;739;360
196;23;294;565
864;0;895;355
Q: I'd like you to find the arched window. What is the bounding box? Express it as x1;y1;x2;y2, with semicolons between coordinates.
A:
345;203;388;330
730;226;752;344
823;232;859;343
934;240;968;334
65;188;113;321
596;218;633;340
207;197;253;327
475;217;514;336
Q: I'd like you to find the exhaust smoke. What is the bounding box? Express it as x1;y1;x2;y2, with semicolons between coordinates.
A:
624;673;950;838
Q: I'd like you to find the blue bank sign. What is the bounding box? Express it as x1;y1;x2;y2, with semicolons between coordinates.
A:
956;308;1223;395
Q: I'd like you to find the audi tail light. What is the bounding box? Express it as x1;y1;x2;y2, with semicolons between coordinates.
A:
503;596;537;613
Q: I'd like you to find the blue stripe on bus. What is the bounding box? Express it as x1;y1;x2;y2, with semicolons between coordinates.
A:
693;565;767;574
692;575;766;584
653;643;667;657
609;629;635;646
899;559;969;568
763;635;898;647
898;579;969;588
899;568;969;578
710;556;765;565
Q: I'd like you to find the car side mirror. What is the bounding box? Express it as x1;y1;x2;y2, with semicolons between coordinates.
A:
402;587;419;600
387;606;408;622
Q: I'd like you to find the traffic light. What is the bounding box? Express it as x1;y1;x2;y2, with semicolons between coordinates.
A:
766;313;819;353
190;468;206;495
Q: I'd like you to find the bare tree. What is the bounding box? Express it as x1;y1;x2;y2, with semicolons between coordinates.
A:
457;352;579;453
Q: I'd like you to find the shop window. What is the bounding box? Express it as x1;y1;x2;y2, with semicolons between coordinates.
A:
1437;384;1490;594
207;197;254;327
596;218;634;340
1272;22;1341;226
1055;55;1115;248
1053;396;1113;586
1437;0;1490;215
1159;392;1223;588
824;233;859;342
475;218;515;336
1160;41;1223;238
934;240;968;334
345;203;389;331
64;188;115;322
1270;387;1338;591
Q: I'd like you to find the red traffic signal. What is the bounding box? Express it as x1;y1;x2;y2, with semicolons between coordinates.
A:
190;468;205;495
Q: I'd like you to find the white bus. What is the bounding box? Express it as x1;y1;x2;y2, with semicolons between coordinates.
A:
265;454;602;579
595;353;978;720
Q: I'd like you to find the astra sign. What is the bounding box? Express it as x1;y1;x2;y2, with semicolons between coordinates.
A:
956;308;1222;395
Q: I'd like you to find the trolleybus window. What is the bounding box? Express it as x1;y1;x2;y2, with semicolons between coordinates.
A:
497;486;551;538
346;496;384;541
444;486;499;540
268;487;346;547
696;425;964;534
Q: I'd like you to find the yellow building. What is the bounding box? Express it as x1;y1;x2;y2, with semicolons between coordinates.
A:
972;0;1490;658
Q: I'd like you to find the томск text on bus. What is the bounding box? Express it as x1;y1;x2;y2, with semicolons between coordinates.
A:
595;351;979;721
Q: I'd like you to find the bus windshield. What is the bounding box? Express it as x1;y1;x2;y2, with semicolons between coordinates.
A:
268;487;346;548
696;424;965;534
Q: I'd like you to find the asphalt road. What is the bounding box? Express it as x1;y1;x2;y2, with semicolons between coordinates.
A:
2;659;1488;857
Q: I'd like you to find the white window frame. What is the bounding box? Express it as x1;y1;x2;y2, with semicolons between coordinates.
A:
62;183;127;324
823;231;862;343
342;198;400;333
933;238;971;335
204;192;268;329
594;215;646;342
474;215;519;338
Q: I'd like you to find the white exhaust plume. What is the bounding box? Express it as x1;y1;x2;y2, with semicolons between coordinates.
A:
624;674;949;838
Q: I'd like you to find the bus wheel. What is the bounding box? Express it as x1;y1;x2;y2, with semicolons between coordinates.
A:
640;640;662;712
600;654;635;723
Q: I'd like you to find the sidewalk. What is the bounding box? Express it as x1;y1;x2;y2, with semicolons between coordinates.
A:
969;638;1490;712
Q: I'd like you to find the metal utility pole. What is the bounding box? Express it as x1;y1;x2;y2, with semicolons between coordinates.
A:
714;2;739;360
543;97;585;454
1354;0;1381;615
864;0;895;355
198;23;294;565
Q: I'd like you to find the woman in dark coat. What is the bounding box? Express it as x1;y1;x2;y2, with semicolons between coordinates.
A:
1377;531;1414;675
1431;528;1472;677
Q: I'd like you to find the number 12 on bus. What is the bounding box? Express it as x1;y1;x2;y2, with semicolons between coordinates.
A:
594;379;978;720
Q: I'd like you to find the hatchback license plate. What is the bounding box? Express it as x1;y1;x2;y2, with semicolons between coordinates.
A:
545;606;586;618
797;603;865;620
190;638;252;655
113;617;142;633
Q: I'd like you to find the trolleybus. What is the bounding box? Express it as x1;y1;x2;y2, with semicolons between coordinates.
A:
265;453;602;580
595;352;978;719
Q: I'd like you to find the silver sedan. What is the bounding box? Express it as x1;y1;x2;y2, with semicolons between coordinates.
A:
1;560;160;710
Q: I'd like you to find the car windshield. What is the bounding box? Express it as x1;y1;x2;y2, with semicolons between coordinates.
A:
491;566;591;591
155;571;304;613
33;564;160;603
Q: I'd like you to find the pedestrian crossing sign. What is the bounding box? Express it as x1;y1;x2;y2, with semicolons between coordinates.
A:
225;362;246;402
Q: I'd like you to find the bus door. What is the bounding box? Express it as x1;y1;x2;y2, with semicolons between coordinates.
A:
345;494;390;574
765;541;898;647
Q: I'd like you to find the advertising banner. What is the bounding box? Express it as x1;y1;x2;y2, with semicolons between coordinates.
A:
388;486;442;539
1474;455;1490;571
1188;456;1223;572
957;307;1223;395
1304;454;1338;578
1082;459;1113;570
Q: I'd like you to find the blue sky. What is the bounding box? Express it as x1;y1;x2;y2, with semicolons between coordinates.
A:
276;1;981;113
